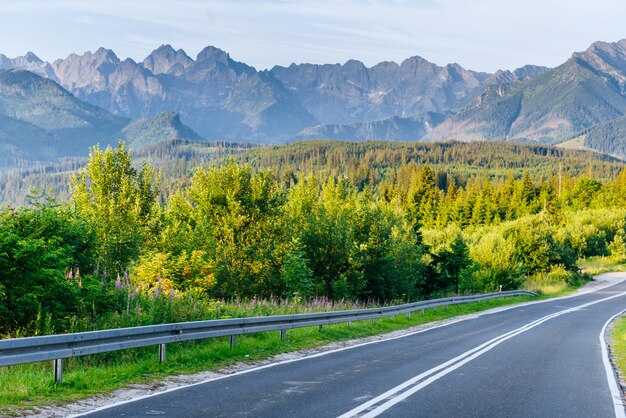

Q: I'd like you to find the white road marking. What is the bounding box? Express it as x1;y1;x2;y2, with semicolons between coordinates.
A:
69;276;626;418
68;312;481;417
339;291;626;418
600;309;626;418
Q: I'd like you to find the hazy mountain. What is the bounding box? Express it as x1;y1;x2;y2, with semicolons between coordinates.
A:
0;52;54;78
270;58;489;125
50;47;168;119
5;40;626;151
46;45;316;142
141;44;193;76
1;44;556;144
0;70;207;167
485;65;551;85
0;69;128;164
560;115;626;158
296;112;448;141
122;111;203;148
427;40;626;145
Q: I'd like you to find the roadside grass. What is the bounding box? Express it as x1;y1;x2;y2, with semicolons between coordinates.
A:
0;295;540;415
524;280;570;295
611;314;626;392
579;256;626;276
524;274;591;297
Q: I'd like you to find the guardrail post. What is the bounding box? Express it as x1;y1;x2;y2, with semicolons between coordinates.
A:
318;325;323;332
0;291;537;375
391;315;395;321
54;359;63;384
407;311;411;320
159;344;167;364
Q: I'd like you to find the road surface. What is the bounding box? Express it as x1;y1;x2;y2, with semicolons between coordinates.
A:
78;275;626;418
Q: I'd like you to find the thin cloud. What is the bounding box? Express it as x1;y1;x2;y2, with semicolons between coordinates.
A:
0;0;624;72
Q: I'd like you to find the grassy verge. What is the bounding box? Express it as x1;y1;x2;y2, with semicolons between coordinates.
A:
579;256;626;276
524;274;590;296
0;295;544;415
611;315;626;392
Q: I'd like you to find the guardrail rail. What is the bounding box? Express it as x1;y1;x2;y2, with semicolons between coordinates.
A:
0;290;536;383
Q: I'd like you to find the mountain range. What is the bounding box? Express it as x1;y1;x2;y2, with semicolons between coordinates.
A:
1;39;626;166
0;69;201;168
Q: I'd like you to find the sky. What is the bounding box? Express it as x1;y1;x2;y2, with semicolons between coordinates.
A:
1;0;625;73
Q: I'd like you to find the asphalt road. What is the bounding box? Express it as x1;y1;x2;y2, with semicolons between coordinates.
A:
78;276;626;418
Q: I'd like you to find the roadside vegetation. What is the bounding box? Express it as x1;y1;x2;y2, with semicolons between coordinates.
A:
0;294;537;414
611;315;626;400
2;140;626;411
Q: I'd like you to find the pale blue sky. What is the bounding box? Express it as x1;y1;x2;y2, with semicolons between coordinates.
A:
1;0;625;72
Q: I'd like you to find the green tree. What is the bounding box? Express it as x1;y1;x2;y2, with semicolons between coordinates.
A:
188;161;285;298
280;241;314;299
0;204;97;334
70;143;160;274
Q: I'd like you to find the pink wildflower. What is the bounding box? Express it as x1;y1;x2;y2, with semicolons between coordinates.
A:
115;274;122;290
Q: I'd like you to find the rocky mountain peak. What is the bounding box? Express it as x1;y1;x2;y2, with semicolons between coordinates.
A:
2;52;53;77
342;59;366;70
22;51;43;64
153;44;177;55
400;55;431;68
489;69;515;84
371;61;400;71
486;65;549;85
573;39;626;67
142;44;193;75
0;54;12;68
399;55;439;78
512;65;550;80
571;39;626;91
93;47;120;63
190;45;256;78
196;45;230;64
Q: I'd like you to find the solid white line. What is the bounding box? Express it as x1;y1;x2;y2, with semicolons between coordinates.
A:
600;309;626;418
337;309;568;418
339;291;626;418
70;277;626;418
69;313;480;417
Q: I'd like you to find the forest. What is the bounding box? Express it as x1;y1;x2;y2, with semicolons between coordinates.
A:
1;140;626;337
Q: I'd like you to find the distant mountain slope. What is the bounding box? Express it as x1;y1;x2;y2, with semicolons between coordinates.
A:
571;115;626;157
122;111;203;148
6;40;626;150
295;112;448;141
427;40;626;144
0;70;209;167
270;58;489;125
48;45;317;142
0;69;128;163
0;51;54;78
2;45;551;143
485;65;551;85
50;47;168;120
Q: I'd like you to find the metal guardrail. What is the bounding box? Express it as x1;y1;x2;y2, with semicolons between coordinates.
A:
0;290;535;382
